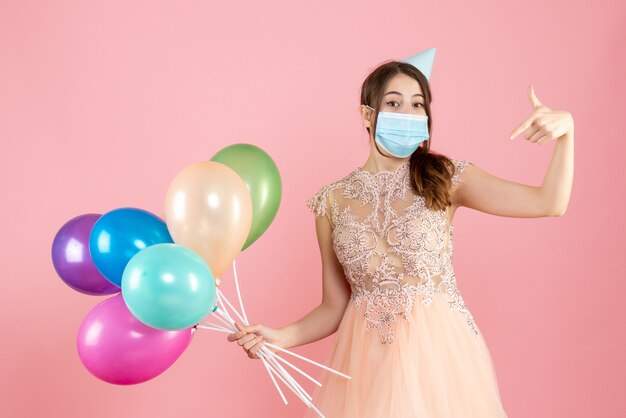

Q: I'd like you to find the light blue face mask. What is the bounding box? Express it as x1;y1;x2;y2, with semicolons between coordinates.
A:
365;105;430;158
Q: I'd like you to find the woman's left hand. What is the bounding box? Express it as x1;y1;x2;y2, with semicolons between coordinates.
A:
509;84;574;144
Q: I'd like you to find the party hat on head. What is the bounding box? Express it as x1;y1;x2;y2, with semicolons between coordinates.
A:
400;47;436;80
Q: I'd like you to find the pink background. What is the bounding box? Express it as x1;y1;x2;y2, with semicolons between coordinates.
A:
1;1;624;417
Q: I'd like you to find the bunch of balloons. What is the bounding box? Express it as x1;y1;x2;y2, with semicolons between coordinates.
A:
51;144;282;385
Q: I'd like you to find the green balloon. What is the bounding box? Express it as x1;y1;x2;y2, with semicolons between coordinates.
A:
121;243;216;330
211;143;282;250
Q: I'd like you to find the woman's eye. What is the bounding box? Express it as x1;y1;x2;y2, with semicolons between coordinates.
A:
386;101;424;108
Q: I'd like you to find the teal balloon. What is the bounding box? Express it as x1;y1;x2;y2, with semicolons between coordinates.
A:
121;243;216;330
211;143;282;251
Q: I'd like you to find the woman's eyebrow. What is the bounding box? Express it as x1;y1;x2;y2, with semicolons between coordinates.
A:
383;91;425;98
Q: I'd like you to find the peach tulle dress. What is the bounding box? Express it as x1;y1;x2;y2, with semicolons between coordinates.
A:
303;157;508;418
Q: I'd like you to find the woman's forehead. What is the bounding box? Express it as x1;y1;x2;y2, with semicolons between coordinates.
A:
385;74;423;96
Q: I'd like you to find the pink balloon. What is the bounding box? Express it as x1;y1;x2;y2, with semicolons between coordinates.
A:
76;294;194;385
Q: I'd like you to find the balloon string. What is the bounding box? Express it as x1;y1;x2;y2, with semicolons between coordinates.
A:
211;307;235;329
232;259;250;325
261;348;312;401
260;350;313;406
263;342;352;381
216;287;247;326
197;324;230;333
258;350;289;405
197;321;232;333
264;347;323;387
215;291;234;323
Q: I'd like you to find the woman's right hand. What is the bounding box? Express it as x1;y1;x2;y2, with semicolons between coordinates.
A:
226;322;285;360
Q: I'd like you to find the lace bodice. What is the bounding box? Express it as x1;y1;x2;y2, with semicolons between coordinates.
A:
306;157;479;344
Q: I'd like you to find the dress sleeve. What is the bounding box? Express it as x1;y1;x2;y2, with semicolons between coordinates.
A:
450;157;472;186
306;185;332;220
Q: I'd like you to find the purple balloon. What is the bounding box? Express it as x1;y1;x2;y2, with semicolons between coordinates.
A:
76;294;194;385
52;214;119;295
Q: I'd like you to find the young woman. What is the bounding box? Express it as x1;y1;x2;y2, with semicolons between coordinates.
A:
227;58;574;417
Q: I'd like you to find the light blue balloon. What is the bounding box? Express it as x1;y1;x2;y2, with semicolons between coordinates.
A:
121;243;217;330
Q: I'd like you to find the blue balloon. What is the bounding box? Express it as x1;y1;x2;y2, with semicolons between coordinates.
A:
89;208;173;286
121;243;217;330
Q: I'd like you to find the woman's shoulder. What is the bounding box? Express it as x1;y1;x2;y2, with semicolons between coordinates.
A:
443;154;472;186
305;168;358;217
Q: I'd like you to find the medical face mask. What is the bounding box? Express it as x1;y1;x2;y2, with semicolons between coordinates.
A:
365;105;430;158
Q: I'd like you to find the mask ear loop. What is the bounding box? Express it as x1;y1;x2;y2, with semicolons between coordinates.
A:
362;104;375;128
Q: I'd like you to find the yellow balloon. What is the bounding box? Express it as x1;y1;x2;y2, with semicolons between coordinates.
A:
164;161;252;278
